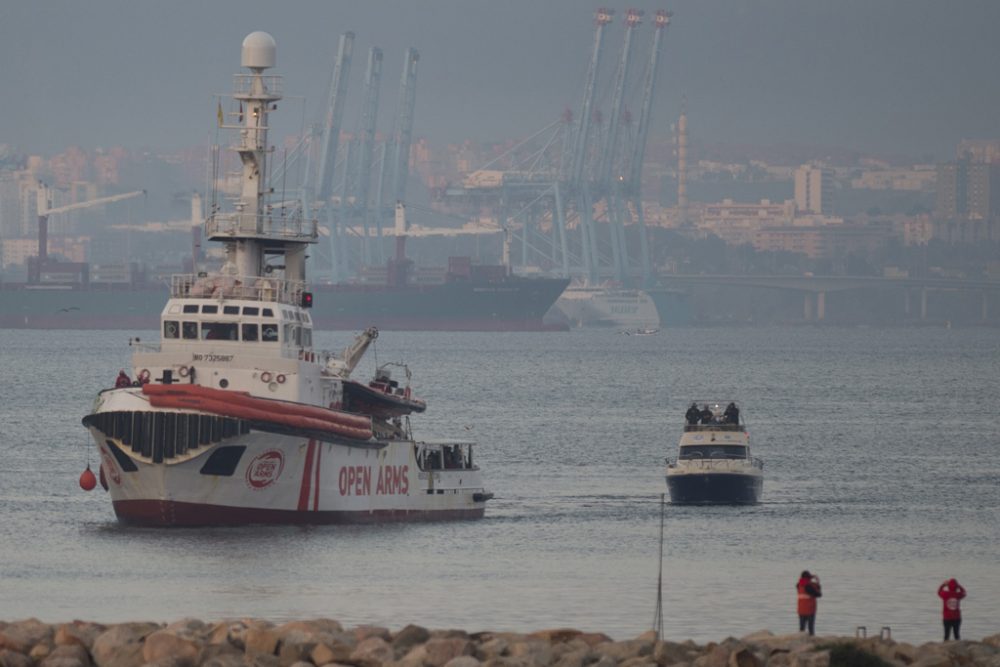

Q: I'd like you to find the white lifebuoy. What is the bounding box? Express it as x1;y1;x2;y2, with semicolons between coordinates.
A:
276;374;286;384
261;371;272;383
178;366;189;377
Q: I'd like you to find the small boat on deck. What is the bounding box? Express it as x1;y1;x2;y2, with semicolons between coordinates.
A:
665;401;763;504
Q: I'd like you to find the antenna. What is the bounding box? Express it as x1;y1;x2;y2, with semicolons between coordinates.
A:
651;493;665;639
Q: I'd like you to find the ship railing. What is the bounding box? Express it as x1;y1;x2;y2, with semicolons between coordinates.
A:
131;341;161;354
206;212;317;243
231;74;283;98
171;273;306;306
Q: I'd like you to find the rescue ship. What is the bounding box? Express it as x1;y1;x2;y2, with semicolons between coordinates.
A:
80;32;491;526
664;402;763;504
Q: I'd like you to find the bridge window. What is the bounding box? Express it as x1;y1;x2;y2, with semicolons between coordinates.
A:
182;322;198;339
223;305;240;315
202;305;218;314
261;323;279;342
243;306;259;316
302;328;312;347
163;321;180;339
262;308;274;317
183;304;199;314
241;323;259;342
202;322;238;341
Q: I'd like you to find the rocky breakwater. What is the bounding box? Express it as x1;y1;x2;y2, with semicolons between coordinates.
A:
2;619;1000;667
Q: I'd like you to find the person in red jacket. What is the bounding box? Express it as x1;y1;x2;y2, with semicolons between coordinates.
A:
938;578;967;640
796;570;822;635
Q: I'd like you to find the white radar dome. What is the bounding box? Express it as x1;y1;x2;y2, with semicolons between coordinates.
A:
241;31;276;69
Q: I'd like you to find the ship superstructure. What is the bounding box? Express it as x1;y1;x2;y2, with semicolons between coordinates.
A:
81;32;490;526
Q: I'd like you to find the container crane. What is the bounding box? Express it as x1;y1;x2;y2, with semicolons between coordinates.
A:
355;46;384;265
315;32;354;202
628;10;671;283
571;8;614;283
599;8;643;283
389;48;420;205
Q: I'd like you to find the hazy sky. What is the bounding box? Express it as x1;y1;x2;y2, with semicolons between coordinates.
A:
2;0;998;161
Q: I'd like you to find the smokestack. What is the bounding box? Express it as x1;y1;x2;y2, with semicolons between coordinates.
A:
677;108;688;225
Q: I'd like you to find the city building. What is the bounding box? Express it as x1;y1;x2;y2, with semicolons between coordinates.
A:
934;157;1000;243
794;164;834;214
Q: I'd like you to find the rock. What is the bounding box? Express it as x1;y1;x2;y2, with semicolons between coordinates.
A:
653;641;689;666
244;627;281;657
443;657;482;667
475;638;509;661
0;619;54;654
30;644;52;660
39;644;91;667
619;658;658;667
91;622;162;667
393;625;431;659
244;653;282;667
692;645;729;667
54;623;107;650
278;638;317;667
507;640;553;667
984;634;1000;650
727;648;761;667
551;647;592;667
142;630;201;666
594;639;654;663
0;649;33;667
311;642;354;666
349;636;395;667
354;627;392;643
527;630;583;644
424;637;475;667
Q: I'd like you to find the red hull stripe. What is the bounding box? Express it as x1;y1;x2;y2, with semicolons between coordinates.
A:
112;499;485;526
312;442;322;511
297;440;316;511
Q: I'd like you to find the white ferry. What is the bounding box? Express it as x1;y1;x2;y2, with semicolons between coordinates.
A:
81;32;491;526
665;402;763;504
549;281;660;329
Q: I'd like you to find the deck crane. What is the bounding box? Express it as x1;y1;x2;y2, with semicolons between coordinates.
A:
571;8;614;283
389;48;420;206
33;185;145;273
354;46;384;266
627;10;671;284
599;8;643;283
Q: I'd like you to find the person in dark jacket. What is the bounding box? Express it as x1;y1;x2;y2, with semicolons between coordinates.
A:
114;370;132;388
724;402;740;425
685;403;701;425
796;570;822;635
700;405;715;424
938;578;967;640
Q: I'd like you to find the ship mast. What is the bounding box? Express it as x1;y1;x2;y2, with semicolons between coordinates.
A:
207;32;316;285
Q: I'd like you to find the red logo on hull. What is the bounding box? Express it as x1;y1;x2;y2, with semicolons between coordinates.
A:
246;450;285;489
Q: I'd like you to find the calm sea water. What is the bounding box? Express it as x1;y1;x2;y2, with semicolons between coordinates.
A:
1;326;998;644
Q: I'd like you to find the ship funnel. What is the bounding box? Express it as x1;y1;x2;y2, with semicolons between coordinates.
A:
242;31;276;69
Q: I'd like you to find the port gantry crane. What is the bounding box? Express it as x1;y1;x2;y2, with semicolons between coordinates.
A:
354;46;384;266
571;7;614;284
626;10;670;284
315;31;355;281
598;8;643;284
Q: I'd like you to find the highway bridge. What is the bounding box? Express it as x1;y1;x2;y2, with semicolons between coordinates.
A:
647;274;1000;323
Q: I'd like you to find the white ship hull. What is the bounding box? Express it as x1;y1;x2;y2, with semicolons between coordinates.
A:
550;286;660;328
86;391;488;526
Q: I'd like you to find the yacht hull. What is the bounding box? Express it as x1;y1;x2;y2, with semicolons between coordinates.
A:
665;472;762;505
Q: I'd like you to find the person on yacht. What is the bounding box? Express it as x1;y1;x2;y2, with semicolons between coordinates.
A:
685;403;701;425
699;405;715;424
724;402;740;425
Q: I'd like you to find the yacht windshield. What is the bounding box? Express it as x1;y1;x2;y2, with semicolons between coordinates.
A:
680;445;748;460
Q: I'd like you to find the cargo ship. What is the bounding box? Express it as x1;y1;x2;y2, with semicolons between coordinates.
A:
80;31;492;526
0;264;568;331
